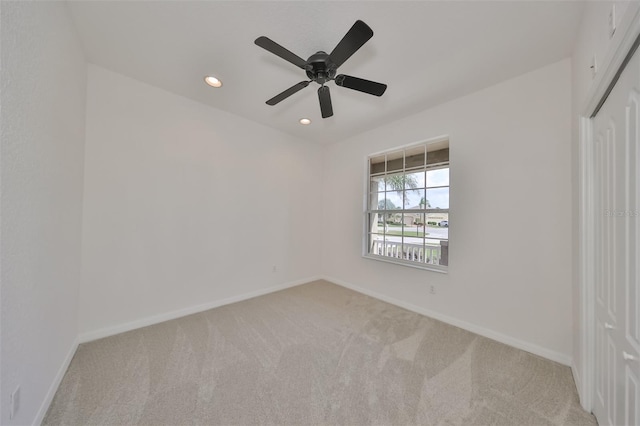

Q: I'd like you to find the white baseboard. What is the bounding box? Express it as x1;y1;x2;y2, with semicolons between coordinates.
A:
571;361;587;410
32;337;79;426
323;275;573;366
78;276;322;343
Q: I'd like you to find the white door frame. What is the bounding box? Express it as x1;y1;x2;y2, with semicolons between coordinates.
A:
578;3;640;412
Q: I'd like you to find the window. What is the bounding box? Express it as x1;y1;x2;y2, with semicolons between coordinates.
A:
364;138;449;271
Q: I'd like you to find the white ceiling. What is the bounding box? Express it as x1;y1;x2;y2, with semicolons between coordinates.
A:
67;1;584;144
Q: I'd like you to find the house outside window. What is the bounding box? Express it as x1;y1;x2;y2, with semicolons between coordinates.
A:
364;138;449;272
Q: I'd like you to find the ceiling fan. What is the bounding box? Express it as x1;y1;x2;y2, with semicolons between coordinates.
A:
255;20;387;119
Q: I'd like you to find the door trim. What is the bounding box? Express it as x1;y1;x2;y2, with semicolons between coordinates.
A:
582;4;640;118
578;2;640;412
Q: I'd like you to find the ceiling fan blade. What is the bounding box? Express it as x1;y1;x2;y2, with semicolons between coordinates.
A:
335;74;387;96
329;20;374;68
266;81;310;105
255;36;307;69
318;86;333;118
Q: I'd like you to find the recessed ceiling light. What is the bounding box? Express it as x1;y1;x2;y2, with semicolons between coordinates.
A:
299;118;311;125
204;76;222;88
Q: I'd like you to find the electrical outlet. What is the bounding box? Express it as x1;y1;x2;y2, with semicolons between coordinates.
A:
10;386;20;420
429;285;436;295
609;4;616;38
272;265;277;273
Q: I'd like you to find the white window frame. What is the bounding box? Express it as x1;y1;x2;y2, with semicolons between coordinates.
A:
362;136;449;273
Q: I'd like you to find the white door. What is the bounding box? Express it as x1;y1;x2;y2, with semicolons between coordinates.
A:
592;45;640;426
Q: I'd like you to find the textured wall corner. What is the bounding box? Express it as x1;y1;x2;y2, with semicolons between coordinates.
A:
1;2;87;425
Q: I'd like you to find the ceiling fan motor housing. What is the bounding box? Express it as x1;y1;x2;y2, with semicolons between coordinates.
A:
305;51;337;84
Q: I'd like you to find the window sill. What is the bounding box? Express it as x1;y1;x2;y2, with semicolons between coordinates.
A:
363;254;448;273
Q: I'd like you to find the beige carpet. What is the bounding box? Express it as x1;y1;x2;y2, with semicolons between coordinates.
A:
43;280;596;425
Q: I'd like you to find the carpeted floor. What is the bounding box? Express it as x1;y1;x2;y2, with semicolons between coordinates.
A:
43;280;597;425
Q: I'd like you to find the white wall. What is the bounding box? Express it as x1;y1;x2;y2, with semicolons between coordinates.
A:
78;65;323;337
572;2;632;111
0;2;87;425
322;59;573;363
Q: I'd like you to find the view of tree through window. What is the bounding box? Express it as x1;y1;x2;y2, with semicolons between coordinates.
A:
366;139;449;269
